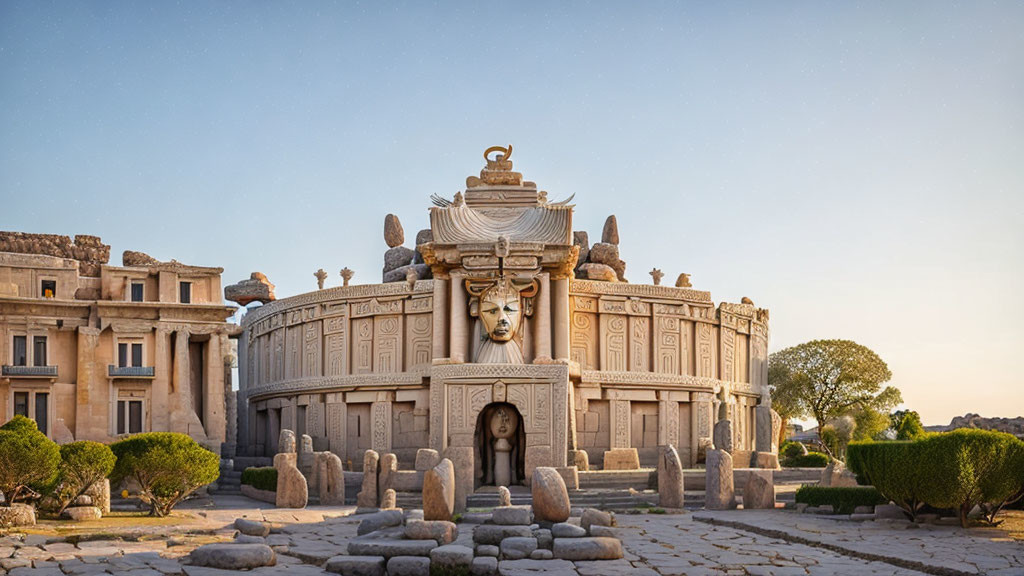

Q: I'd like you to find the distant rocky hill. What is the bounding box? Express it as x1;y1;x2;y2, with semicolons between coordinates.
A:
941;413;1024;437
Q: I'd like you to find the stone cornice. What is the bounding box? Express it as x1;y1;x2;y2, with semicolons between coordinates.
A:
570;280;714;304
579;370;756;395
247;371;428;399
242;281;435;327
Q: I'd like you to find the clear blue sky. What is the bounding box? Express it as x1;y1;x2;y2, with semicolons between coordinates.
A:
2;2;1022;426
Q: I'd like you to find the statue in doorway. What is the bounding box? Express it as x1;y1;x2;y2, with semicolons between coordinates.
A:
478;403;523;486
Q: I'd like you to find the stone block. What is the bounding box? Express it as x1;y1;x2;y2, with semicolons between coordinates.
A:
705;449;736;510
742;470;775;510
500;537;538;560
404;520;458;545
657;445;685;509
378;453;398;496
471;556;498;576
579;508;613;534
357;510;405;536
414;448;440;471
429;544;474;570
551;537;623;561
234;518;270;537
491;505;531;526
61;506;102;521
385;556;429;576
713;420;733;453
357;450;380;509
473;524;533;546
423;458;456;521
275;459;308;509
476;544;499;557
317;451;346;506
551;523;586;538
84;479;110;515
188;543;276;569
754;452;779;470
325;555;385;576
0;503;35;528
568;449;589;471
556;466;579;490
347;539;435;559
602;448;640;470
531;467;570;523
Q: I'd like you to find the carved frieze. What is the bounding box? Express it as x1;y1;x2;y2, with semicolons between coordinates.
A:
600;314;627;371
373;315;402;373
628;316;650;372
570;312;598;371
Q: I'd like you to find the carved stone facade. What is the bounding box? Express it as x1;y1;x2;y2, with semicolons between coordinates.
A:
239;147;772;485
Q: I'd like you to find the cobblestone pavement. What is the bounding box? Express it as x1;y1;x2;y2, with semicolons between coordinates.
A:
1;497;1022;575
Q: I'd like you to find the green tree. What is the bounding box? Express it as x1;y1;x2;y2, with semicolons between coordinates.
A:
891;410;925;440
110;432;219;517
768;340;896;458
768;360;809;448
0;416;61;505
52;441;116;514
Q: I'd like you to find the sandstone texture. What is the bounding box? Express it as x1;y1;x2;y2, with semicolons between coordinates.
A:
404;519;458;545
552;537;623;561
317;451;346;505
224;272;276;305
742;470;776;510
580;508;613;533
235;518;270;537
357;450;380;509
0;503;36;528
61;506;102;521
423;458;456;521
531;467;570;523
188;543;276;569
602;448;640;470
657;444;685;509
414;448;440;471
578;263;617;282
713;419;734;453
384;214;405;248
705;449;736;510
602;215;619;245
491;505;531;526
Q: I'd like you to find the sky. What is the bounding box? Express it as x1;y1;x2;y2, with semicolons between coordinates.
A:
1;2;1022;427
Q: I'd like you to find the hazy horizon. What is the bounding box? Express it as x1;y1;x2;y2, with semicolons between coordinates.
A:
2;2;1021;427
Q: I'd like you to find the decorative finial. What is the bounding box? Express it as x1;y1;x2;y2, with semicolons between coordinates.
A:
650;268;664;286
340;267;354;287
741;296;754;305
452;191;465;207
484;144;513;162
675;273;692;288
405;267;419;291
314;269;328;290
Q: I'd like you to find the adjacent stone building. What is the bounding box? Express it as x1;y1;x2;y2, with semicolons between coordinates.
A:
237;146;775;491
0;232;235;452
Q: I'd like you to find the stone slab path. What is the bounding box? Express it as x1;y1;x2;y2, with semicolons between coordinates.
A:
1;496;1021;575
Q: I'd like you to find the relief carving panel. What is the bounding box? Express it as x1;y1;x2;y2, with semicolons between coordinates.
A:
570;312;598;370
600;314;627;371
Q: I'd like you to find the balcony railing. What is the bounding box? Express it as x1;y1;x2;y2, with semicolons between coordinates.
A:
2;365;58;378
108;365;155;378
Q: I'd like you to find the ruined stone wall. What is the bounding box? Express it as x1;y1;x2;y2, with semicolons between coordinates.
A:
0;232;110;277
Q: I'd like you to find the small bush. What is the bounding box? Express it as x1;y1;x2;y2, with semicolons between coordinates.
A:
780;441;807;459
0;416;61;505
240;467;277;492
52;441;116;514
782;452;829;468
795;485;887;514
110;432;219;517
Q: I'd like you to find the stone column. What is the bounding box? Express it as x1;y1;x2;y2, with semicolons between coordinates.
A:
370;399;393;454
432;276;449;359
533;273;552;361
611;399;631;449
326;397;348;464
151;327;172;432
552;277;570;360
268;407;280;455
170;329;191;435
204;332;226;448
236;335;249;455
449;272;468;363
74;327;101;441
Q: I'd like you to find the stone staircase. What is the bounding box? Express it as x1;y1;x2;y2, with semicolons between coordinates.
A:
210;456;273;495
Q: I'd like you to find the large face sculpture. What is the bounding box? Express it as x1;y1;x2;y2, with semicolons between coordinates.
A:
478;281;522;342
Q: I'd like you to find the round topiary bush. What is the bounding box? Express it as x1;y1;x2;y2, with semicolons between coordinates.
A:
240;466;277;492
781;441;807;459
782;451;829;468
0;415;61;505
53;441;116;514
110;432;219;517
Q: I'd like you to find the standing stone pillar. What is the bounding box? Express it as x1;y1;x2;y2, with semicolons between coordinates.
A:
533;273;552;361
449;272;468;363
236;334;249;455
370;399;393;454
74;327;101;440
552;277;570;360
432;276;449;359
170;329;191;435
326;396;348;464
611;399;631;449
151;327;171;433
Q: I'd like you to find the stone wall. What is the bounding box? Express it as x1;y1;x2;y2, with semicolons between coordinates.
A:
0;231;110;277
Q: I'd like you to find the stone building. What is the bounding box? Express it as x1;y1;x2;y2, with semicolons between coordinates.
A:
0;233;235;452
237;146;774;497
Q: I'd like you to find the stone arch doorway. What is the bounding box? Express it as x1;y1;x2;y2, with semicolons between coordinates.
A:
474;402;526;488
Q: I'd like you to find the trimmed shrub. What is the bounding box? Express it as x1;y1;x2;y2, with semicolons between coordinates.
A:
916;429;1024;527
110;433;219;517
782;451;829;468
240;467;277;492
795;485;887;514
52;441;116;514
780;441;807;460
0;416;61;505
847;430;1024;527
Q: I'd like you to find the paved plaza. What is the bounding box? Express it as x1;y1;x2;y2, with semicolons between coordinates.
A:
1;496;1022;576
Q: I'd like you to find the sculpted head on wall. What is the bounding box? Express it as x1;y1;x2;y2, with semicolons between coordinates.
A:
466;275;538;363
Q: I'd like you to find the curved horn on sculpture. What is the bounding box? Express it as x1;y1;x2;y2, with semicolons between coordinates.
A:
430;193;453;207
484;144;513;162
549;193;575;206
511;276;539;298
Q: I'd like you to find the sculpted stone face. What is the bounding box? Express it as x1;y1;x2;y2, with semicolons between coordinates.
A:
479;282;522;342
